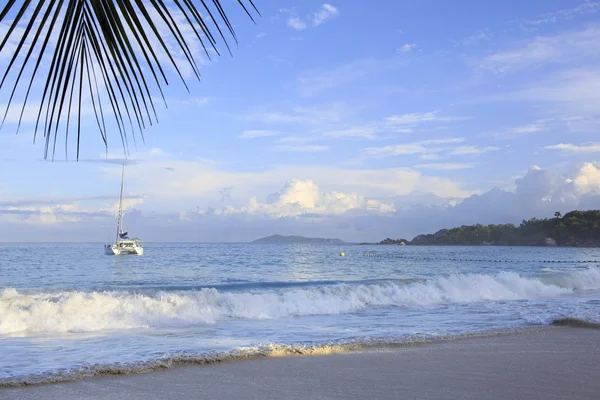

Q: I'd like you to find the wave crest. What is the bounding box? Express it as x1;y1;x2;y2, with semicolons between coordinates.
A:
1;267;599;334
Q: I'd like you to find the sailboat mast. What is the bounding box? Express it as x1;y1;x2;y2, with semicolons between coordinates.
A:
116;164;125;243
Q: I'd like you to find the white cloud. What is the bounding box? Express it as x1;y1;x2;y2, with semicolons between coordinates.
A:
323;126;378;139
419;138;465;145
489;118;557;139
449;145;500;155
312;4;340;27
95;154;474;209
446;162;600;230
364;143;431;157
287;17;307;30
419;154;442;161
1;195;144;226
273;145;329;152
364;138;465;158
523;2;600;26
545;143;600;153
4;162;600;243
490;76;600;134
477;26;600;74
26;208;81;225
245;102;349;125
212;180;393;218
570;162;600;194
271;180;320;208
385;111;438;125
285;4;339;32
413;163;475;170
512;121;547;134
398;43;416;54
248;106;465;144
103;197;145;215
239;130;280;139
384;112;469;129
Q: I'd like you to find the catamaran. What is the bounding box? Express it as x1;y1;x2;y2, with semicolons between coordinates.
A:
104;164;143;255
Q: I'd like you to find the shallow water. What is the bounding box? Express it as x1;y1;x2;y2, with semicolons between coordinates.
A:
1;243;599;384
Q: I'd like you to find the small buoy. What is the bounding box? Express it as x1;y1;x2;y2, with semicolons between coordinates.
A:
340;251;345;257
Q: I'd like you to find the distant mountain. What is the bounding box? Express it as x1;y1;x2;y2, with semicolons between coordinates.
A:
252;234;345;244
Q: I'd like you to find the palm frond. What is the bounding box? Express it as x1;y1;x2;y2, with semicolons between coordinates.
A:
0;0;259;160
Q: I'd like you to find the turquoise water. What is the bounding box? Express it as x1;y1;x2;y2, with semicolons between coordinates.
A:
1;243;600;384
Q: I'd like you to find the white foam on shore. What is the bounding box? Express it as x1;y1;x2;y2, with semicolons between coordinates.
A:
1;267;599;335
0;327;537;388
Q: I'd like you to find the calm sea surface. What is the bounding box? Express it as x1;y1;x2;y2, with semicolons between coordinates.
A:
1;243;599;384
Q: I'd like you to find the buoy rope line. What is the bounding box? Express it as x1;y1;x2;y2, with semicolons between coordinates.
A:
358;254;599;264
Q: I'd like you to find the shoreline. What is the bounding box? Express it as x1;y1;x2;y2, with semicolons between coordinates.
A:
0;326;541;388
2;325;600;399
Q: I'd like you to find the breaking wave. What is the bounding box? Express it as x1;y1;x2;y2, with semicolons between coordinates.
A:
1;267;599;334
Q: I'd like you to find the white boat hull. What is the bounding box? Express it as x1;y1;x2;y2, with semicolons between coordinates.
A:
104;243;144;256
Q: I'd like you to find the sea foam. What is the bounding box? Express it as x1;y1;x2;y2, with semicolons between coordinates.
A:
0;329;534;387
1;267;599;335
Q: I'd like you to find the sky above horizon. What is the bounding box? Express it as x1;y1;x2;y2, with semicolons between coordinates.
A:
1;0;600;242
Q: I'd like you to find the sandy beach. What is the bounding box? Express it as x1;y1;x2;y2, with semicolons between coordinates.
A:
2;326;599;400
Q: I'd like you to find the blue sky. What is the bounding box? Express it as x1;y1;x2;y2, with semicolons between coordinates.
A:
1;0;600;242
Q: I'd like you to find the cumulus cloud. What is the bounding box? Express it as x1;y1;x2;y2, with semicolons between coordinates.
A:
134;161;600;241
96;156;473;207
210;180;395;218
454;162;600;223
3;160;600;243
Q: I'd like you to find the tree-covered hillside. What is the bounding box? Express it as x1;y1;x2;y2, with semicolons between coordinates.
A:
407;210;600;247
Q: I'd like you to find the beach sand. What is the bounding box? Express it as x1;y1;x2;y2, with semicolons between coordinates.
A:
3;327;599;400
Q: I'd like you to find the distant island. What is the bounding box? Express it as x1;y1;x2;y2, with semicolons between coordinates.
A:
379;238;408;245
378;210;600;247
252;234;345;244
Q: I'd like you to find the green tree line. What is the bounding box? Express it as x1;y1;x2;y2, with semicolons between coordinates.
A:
407;210;600;247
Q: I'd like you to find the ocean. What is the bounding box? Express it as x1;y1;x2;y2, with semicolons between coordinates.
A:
1;243;599;386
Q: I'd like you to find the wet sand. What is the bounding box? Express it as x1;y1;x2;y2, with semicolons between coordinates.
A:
3;327;600;400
